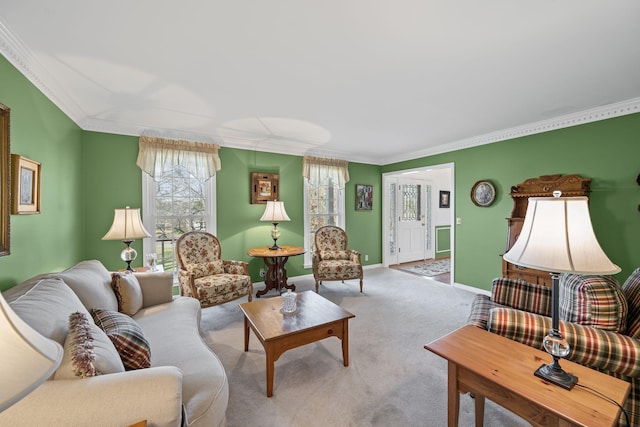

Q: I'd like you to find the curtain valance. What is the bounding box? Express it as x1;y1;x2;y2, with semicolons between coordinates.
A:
136;136;221;182
302;156;349;188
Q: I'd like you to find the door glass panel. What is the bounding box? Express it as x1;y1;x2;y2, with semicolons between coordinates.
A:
401;184;421;221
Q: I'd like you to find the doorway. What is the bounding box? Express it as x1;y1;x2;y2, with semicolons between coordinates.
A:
382;163;454;284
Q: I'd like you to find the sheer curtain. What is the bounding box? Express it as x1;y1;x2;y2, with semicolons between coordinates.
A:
136;135;221;181
302;155;350;188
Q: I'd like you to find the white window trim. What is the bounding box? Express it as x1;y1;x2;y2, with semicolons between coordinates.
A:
303;179;345;268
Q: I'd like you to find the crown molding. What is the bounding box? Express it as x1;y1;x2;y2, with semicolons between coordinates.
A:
2;17;638;166
0;18;86;121
383;98;640;165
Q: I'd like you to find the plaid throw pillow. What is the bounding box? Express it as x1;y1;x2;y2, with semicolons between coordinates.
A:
559;273;628;333
623;268;640;338
90;308;151;370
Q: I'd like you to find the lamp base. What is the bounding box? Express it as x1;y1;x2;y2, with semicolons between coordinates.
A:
534;363;578;390
269;243;282;251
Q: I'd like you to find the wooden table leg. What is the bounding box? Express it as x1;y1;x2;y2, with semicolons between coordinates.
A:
243;316;249;352
342;319;350;366
266;343;275;397
474;394;485;427
448;361;460;427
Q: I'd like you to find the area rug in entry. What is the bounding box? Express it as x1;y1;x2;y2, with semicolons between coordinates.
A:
400;258;450;277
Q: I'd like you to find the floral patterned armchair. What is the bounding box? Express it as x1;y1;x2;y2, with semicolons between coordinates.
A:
312;226;363;293
175;231;253;308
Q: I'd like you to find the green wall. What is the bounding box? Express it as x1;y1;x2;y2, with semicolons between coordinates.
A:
3;49;639;294
81;133;383;282
0;55;84;291
383;113;640;291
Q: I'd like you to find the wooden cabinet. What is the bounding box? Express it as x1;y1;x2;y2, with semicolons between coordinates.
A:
502;174;591;286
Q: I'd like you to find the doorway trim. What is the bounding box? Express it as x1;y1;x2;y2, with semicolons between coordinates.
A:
382;162;455;284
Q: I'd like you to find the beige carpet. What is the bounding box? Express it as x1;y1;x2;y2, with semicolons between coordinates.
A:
200;267;528;427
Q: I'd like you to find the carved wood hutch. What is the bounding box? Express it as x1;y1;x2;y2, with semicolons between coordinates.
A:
502;174;591;286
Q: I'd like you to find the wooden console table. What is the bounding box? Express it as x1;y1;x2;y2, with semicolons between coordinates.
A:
425;325;629;427
247;245;305;297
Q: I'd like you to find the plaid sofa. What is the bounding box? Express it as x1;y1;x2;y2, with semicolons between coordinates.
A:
468;268;640;427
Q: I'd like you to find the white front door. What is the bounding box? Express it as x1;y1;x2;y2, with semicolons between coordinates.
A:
397;178;426;263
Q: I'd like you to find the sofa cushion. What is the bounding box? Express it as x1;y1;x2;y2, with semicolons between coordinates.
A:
54;312;125;379
91;309;151;370
111;272;143;315
623;267;640;338
559;273;628;333
7;278;90;345
50;260;118;311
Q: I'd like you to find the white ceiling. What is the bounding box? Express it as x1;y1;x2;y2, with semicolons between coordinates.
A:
1;1;639;165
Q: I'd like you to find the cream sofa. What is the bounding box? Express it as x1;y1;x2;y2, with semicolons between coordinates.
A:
0;260;228;427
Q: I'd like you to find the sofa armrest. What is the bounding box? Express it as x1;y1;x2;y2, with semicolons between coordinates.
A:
134;271;175;307
489;307;640;378
223;260;249;275
491;277;552;316
0;366;183;427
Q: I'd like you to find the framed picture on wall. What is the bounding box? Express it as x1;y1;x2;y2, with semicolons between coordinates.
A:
356;184;373;211
11;154;40;215
439;190;450;208
250;172;279;204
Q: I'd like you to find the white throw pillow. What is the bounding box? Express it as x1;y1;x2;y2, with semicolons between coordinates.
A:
8;278;90;346
54;312;125;379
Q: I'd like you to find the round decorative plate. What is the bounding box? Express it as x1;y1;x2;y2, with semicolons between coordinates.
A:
471;180;496;207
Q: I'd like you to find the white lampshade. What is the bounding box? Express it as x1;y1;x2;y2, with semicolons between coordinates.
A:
260;201;291;223
1;293;63;412
503;196;620;275
102;207;151;241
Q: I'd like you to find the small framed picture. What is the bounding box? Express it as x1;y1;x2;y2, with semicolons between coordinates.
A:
11;154;41;214
251;172;279;204
471;180;496;207
439;190;450;208
356;184;373;211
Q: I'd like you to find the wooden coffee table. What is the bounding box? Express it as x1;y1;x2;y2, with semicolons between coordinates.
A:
239;290;355;397
425;325;630;427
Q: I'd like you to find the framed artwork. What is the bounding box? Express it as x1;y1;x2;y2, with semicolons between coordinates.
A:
439;190;450;208
355;184;373;211
471;180;496;207
250;172;279;204
11;154;41;214
0;103;9;255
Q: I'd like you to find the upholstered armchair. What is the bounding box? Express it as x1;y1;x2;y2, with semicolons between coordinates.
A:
312;225;363;293
175;231;253;308
467;269;640;427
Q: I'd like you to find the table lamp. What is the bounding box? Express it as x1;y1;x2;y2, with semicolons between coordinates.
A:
1;293;63;412
260;200;290;250
503;191;620;390
102;206;151;271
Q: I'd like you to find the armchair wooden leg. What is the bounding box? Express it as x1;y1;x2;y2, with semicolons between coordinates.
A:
315;279;319;293
359;278;363;292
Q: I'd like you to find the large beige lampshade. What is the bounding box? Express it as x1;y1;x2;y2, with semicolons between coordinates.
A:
260;201;291;223
102;207;151;241
503;196;620;275
0;293;63;412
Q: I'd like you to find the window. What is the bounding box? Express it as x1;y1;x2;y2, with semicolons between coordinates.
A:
142;168;215;274
138;136;220;275
302;156;349;266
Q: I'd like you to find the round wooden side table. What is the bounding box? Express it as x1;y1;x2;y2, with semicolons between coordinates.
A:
247;245;305;297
